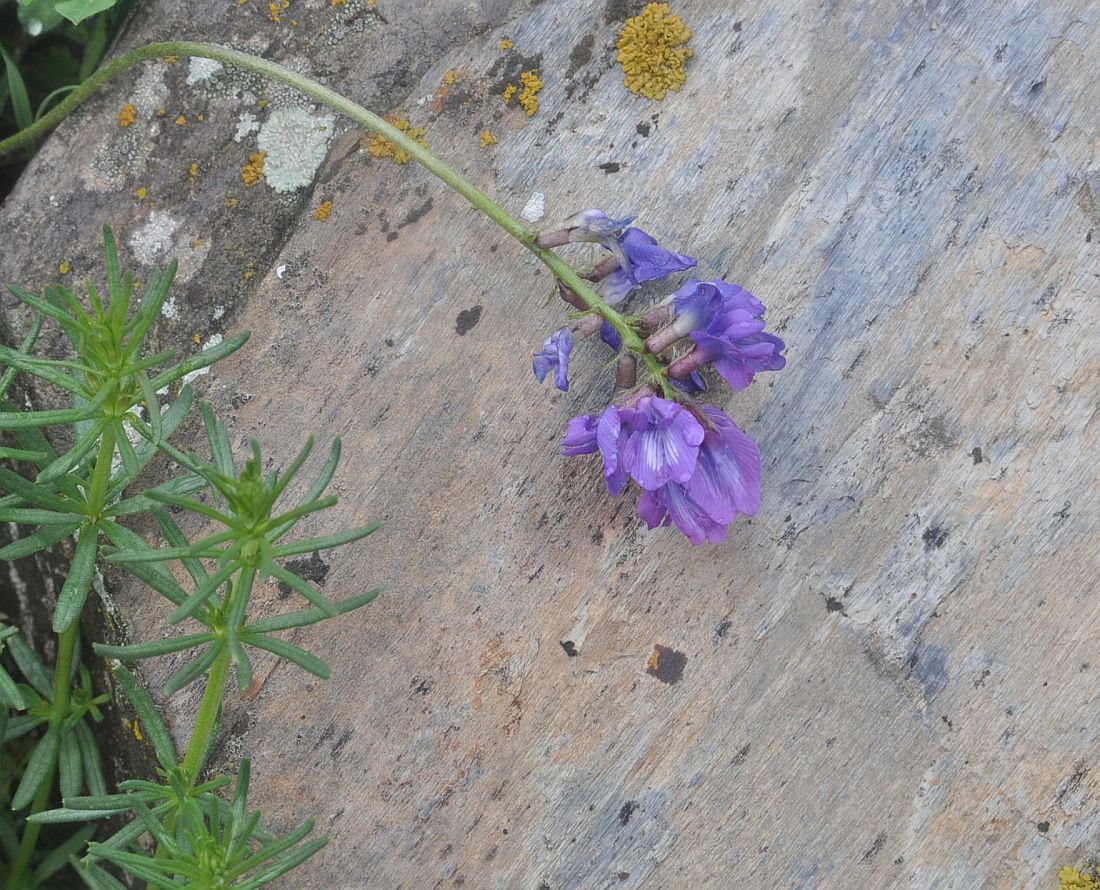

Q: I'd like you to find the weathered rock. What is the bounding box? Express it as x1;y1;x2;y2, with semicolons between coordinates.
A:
2;0;1099;887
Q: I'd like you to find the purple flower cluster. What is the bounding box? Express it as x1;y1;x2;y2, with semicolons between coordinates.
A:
532;208;786;545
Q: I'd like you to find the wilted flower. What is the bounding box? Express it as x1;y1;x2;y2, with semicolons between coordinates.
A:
533;328;573;391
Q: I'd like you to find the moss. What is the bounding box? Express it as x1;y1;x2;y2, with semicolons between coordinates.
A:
313;200;333;221
367;116;427;165
241;151;267;186
117;103;136;127
616;2;693;100
479;130;498;148
518;70;543;116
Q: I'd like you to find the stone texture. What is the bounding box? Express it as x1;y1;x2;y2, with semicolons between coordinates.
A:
1;0;1099;887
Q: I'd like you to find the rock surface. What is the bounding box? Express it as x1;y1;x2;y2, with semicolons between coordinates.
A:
1;0;1099;887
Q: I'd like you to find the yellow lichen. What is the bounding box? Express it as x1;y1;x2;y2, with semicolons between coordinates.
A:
1062;866;1100;890
258;98;269;109
176;115;187;125
197;113;205;122
313;200;333;221
616;2;693;100
132;720;143;741
268;0;288;22
518;69;543;116
227;196;239;207
241;151;267;186
189;161;200;178
499;38;513;51
443;70;459;85
118;103;136;127
59;261;70;276
502;84;517;105
156;107;166;117
163;55;179;64
193;333;202;345
136;186;147;200
367;116;427;165
646;645;661;672
479;130;498;148
332;0;348;5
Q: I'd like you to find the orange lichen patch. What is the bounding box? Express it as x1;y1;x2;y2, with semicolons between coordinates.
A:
135;186;148;201
59;261;70;276
313;200;333;221
163;55;179;64
1062;866;1100;890
241;151;267;186
227;196;239;207
193;333;202;345
479;130;498;148
367;116;427;165
502;84;517;105
646;645;661;673
443;70;459;85
156;107;166;117
189;162;200;178
268;0;288;22
518;69;543;116
332;0;348;5
176;115;187;125
499;38;513;50
617;2;693;100
197;113;205;122
118;103;136;127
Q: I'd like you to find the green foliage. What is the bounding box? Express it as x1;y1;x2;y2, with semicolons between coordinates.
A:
0;224;380;887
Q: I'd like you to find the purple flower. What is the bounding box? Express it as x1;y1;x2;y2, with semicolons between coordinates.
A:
561;414;598;456
566;209;636;238
669;369;707;395
669;279;785;391
602;228;697;304
599;320;622;352
637;405;762;545
597;396;705;493
533;328;573;392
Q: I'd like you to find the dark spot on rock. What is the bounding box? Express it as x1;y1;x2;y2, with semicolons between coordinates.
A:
411;677;432;695
970;446;983;464
646;644;687;684
994;43;1007;62
277;551;329;598
1030;78;1045;95
560;640;578;657
528;565;543;582
398;198;433;229
598;161;621;174
332;728;353;755
483;845;498;863
487;50;543;95
384;338;395;347
1054;502;1070;522
591;529;604;544
635;121;650;137
618;800;638;826
490;243;499;252
386;231;399;242
733;20;742;32
1037;820;1050;833
230;392;254;409
973;668;990;688
913;59;926;77
455;305;482;335
616;873;630;882
922;526;949;551
824;595;845;613
730;743;751;766
716;619;732;639
317;723;335;745
860;831;887;863
567;33;596;79
604;0;645;23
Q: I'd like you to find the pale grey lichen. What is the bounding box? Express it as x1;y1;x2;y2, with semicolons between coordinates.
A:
186;57;224;86
257;107;336;193
129;210;181;265
234;111;260;142
132;65;169;115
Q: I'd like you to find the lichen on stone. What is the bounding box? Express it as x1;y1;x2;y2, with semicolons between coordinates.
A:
241;151;267;186
117;103;136;127
499;38;513;51
313;200;333;221
479;130;498;148
616;2;693;100
186;57;223;86
518;70;543;116
256;106;336;193
367;116;427;165
502;84;517;105
1062;866;1100;890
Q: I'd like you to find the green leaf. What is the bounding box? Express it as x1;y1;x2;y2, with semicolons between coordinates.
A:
74;718;107;797
0;464;78;512
53;526;98;632
123;262;178;360
110;665;177;768
73;858;129;890
94;632;215;662
58;728;83;799
0;345;88;396
138;372;162;442
151;505;208;587
227;632;253;690
266;565;337;617
0;663;27;709
0;383;110;429
242;835;328;887
99;519;197;614
250;589;382;635
53;0;120;26
6;284;83;342
162;642;222;696
148;330;250;393
241;633;330;679
8;633;52;697
4;713;46;743
0;445;50;462
0;312;43;400
12;726;58;809
0;45;33;135
0;507;85;525
228;817;317;880
32;823;97;883
113;420;140;479
167;562;236;625
271;521;381;558
0;521;79;562
37;417;109;483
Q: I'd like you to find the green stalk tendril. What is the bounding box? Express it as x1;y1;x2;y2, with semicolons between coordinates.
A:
0;41;670;393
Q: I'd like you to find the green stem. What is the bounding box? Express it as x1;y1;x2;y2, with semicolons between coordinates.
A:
180;646;229;784
0;41;668;393
6;428;116;889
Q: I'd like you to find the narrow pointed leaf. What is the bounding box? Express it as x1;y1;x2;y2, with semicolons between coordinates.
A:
228;631;253;689
53;527;98;632
37;418;108;483
74;719;107;797
110;665;177;767
0;465;77;511
138;372;162;442
123;261;178;360
114;421;140;479
243;835;328;887
0;312;44;400
151;505;208;586
271;522;381;558
0;507;85;525
267;565;337;617
241;633;330;679
0;522;78;561
162;642;222;696
58;728;83;799
4;714;46;743
8;633;52;696
73;858;129;890
26;807;120;823
12;726;58;809
167;562;236;625
31;824;97;883
148;330;250;392
5;286;82;341
94;632;215;662
0;664;25;709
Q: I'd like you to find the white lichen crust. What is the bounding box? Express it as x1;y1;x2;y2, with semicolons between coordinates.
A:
257;107;336;193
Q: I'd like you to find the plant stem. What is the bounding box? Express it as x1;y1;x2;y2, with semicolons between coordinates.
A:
181;646;230;784
6;428;116;889
0;41;670;393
